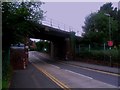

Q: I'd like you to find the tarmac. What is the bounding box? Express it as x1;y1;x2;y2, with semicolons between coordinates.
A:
38;52;120;74
9;51;119;89
30;51;119;88
62;60;120;74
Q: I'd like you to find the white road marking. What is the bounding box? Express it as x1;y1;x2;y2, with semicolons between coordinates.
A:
36;57;47;64
32;55;60;69
64;69;117;87
64;69;93;79
31;53;60;69
50;64;60;69
60;61;120;77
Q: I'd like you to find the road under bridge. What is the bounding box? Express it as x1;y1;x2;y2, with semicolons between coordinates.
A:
26;22;81;60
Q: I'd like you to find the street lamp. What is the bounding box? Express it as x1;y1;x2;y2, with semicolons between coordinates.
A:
104;13;112;66
104;13;111;50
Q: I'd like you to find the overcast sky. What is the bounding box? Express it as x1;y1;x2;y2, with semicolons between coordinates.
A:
41;2;118;36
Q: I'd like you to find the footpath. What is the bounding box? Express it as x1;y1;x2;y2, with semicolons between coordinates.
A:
9;62;61;88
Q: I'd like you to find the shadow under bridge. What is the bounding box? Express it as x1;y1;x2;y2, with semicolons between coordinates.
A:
27;22;77;60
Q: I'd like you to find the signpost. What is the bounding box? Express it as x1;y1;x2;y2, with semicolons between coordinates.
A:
107;40;113;66
108;41;113;47
108;41;113;50
105;13;113;67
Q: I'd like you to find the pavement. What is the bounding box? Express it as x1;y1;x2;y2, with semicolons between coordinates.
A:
37;52;120;74
9;62;61;88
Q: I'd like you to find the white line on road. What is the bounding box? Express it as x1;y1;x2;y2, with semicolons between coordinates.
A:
50;64;60;69
64;69;93;79
31;55;60;69
64;69;117;87
59;61;120;77
33;56;47;64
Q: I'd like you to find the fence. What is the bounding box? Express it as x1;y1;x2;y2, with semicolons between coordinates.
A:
75;44;120;67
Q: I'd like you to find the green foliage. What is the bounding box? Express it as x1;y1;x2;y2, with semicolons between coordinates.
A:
79;49;119;63
99;2;113;14
2;2;45;88
78;51;91;59
35;41;50;53
2;2;44;48
2;49;13;89
35;41;44;51
2;65;13;89
81;2;119;47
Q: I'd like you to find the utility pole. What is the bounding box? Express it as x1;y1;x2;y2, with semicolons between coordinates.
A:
104;13;111;50
104;13;112;67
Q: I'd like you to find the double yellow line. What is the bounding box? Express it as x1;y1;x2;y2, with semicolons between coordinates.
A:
32;63;71;90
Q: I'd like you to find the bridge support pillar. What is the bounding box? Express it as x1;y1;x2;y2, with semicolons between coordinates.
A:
65;32;76;60
50;41;54;58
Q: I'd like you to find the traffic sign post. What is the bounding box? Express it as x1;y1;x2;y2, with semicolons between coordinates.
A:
107;41;113;66
108;41;113;47
108;41;113;50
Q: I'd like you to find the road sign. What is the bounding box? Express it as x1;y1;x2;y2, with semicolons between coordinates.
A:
108;41;113;46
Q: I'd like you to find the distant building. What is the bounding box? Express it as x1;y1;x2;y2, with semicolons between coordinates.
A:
118;1;120;10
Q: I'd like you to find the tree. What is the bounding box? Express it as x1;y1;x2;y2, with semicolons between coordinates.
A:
81;2;119;48
2;2;45;83
117;10;120;47
2;2;45;49
99;2;113;14
99;2;118;20
35;41;44;51
35;40;50;53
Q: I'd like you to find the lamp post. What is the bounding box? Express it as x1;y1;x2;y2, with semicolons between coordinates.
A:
104;13;112;66
104;13;111;50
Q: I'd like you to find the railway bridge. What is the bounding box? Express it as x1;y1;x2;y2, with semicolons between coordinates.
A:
26;20;81;60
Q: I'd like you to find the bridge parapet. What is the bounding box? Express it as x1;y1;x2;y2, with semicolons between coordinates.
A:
42;17;76;33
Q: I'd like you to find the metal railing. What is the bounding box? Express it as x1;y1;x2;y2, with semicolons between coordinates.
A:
41;17;81;36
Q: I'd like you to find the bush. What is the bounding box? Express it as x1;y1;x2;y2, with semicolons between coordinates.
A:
2;48;13;89
2;65;13;89
90;50;104;60
79;49;119;63
78;50;91;59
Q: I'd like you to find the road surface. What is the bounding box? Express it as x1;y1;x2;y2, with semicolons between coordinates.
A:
28;51;119;88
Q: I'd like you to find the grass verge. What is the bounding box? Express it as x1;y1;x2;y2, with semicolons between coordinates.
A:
2;65;13;89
